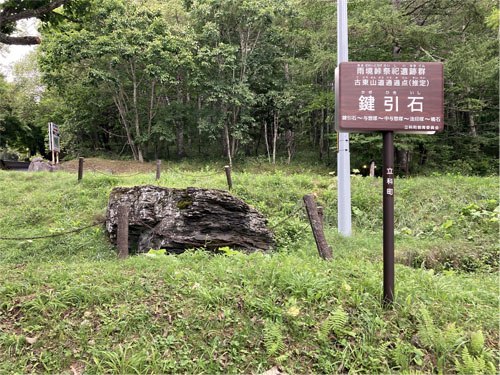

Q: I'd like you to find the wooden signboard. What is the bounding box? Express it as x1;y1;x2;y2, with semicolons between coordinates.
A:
48;122;60;165
48;122;60;152
335;62;444;133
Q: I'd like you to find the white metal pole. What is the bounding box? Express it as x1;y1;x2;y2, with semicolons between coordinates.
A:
337;0;352;236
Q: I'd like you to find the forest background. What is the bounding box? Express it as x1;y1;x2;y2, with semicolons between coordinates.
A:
0;0;498;176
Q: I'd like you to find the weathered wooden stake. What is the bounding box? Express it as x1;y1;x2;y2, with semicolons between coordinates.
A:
303;194;332;260
156;159;161;180
78;157;84;181
117;205;129;259
51;150;55;166
224;165;232;190
317;206;324;226
56;152;59;165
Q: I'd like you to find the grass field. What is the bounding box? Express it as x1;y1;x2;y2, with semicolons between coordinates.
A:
0;162;498;374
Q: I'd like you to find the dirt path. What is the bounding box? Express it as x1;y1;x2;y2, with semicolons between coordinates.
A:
59;158;157;174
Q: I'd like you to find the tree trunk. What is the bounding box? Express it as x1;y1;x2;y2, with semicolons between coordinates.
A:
131;60;144;163
175;69;186;157
255;122;263;156
221;104;232;166
272;111;278;164
230;107;240;158
113;94;138;161
312;111;317;146
146;80;157;159
198;96;202;155
405;151;410;177
285;130;295;165
469;112;477;137
176;125;185;157
186;91;192;151
221;126;227;157
391;0;402;61
264;121;271;163
418;143;427;166
327;104;334;163
231;136;237;158
397;148;411;175
319;109;325;161
221;102;228;157
447;82;456;129
224;122;232;167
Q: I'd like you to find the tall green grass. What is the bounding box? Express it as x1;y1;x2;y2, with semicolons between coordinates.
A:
0;168;498;373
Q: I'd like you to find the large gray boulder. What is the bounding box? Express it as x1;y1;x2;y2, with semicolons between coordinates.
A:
28;157;59;172
106;185;274;253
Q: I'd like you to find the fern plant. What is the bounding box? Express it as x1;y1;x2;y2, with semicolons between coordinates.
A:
418;307;466;372
419;307;463;353
318;306;348;342
455;347;497;375
391;339;424;371
263;320;285;356
469;330;485;356
275;351;291;365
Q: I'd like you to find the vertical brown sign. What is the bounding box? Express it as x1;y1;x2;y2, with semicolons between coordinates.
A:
336;62;444;133
383;132;395;303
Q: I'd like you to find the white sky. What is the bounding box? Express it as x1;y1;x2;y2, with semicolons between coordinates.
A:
0;19;39;82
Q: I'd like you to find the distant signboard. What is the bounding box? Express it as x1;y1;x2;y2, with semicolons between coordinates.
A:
48;122;60;152
335;62;444;133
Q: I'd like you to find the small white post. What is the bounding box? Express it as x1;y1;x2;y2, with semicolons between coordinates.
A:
337;0;352;236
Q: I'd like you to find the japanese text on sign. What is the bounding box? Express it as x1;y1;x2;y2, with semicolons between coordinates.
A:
385;167;394;197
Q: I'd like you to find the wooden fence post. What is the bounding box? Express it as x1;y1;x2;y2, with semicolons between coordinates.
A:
303;194;332;260
78;157;84;181
117;205;129;259
225;165;232;190
156;160;161;180
317;206;324;226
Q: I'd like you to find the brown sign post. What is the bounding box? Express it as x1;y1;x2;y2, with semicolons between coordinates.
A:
335;61;444;304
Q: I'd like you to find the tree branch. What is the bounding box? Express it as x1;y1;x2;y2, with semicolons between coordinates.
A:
419;46;443;61
0;0;67;25
0;32;40;45
403;0;433;17
56;12;83;24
